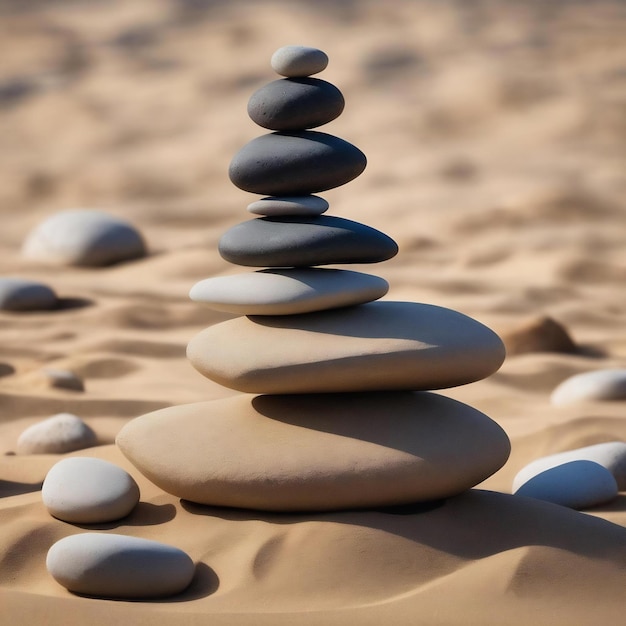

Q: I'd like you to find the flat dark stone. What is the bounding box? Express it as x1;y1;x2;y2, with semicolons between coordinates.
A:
218;216;398;267
247;78;345;130
228;131;366;196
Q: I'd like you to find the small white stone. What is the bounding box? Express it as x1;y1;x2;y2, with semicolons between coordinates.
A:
271;45;328;77
512;441;626;491
42;457;140;523
247;195;329;216
513;460;618;509
22;209;146;267
47;533;195;598
0;277;57;311
551;369;626;405
40;369;85;391
17;413;97;454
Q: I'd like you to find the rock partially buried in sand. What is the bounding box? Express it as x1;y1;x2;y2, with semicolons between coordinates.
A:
47;533;195;598
117;392;511;511
228;131;367;196
248;78;344;130
271;45;329;77
189;268;389;315
0;277;57;311
247;195;329;216
513;460;618;509
42;457;139;523
551;369;626;405
512;441;626;491
500;315;577;356
219;215;398;267
16;413;97;455
22;209;146;267
187;301;506;394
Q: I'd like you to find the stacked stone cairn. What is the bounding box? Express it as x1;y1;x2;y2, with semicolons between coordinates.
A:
117;46;511;514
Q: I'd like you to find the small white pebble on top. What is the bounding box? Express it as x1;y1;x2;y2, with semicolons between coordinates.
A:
271;45;329;77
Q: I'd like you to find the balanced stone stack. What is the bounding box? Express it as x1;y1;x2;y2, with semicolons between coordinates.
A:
118;46;510;512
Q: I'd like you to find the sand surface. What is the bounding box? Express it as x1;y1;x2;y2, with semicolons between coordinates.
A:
1;1;626;624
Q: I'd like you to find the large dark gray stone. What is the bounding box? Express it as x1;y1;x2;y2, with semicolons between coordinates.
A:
228;131;366;195
218;215;398;267
248;78;344;130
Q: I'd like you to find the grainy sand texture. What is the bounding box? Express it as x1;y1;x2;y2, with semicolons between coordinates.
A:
1;1;626;624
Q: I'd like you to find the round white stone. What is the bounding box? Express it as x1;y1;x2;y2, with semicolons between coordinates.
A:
247;195;329;216
17;413;97;455
513;460;618;509
22;209;146;267
42;457;140;523
512;441;626;491
189;268;389;315
551;369;626;405
47;533;195;598
271;45;329;77
0;277;57;311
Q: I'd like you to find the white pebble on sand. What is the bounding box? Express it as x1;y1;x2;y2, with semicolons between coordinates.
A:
42;457;140;523
39;369;85;391
513;460;618;509
46;533;195;598
0;277;57;311
16;413;97;454
22;209;146;267
551;369;626;405
512;441;626;491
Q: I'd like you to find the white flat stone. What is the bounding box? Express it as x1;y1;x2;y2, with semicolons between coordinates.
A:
189;268;389;315
551;369;626;405
22;209;146;267
271;46;328;77
187;301;506;394
0;277;57;311
117;391;511;512
247;195;329;216
47;533;195;598
42;457;140;523
513;460;618;509
512;441;626;491
17;413;97;455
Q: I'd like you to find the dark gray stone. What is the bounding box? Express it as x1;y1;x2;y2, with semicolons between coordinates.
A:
229;131;366;196
248;78;344;130
219;215;398;267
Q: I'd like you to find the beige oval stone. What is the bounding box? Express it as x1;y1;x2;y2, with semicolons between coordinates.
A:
117;391;511;512
187;301;506;394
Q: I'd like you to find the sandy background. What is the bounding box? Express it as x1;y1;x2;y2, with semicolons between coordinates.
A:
1;0;626;624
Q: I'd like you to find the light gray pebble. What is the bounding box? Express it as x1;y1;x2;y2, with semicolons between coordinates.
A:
271;45;328;77
22;209;146;267
512;441;626;491
42;457;140;523
40;369;85;392
247;195;329;216
0;277;57;311
47;533;195;598
551;369;626;405
513;460;618;509
17;413;97;455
